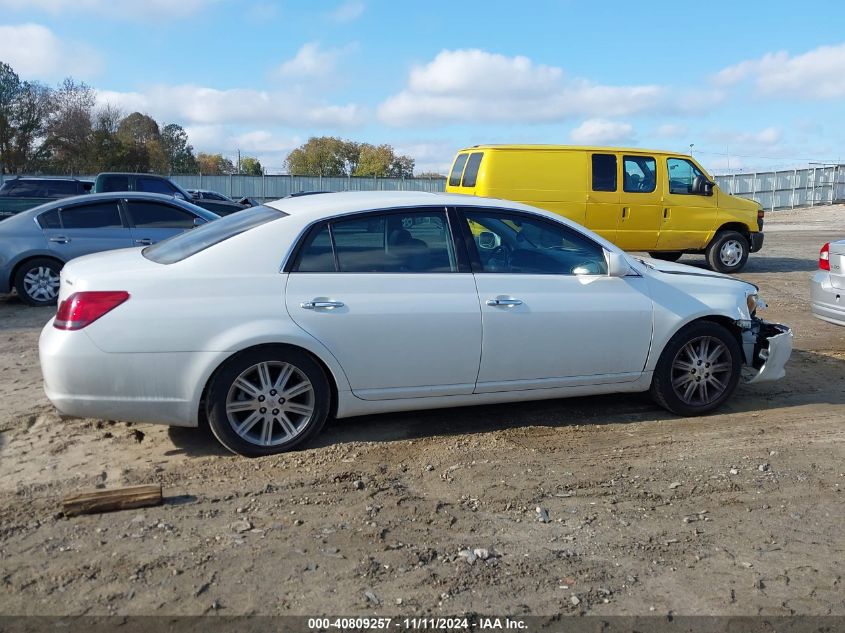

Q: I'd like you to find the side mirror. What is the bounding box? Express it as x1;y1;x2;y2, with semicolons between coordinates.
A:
192;217;206;228
605;250;632;277
692;175;714;196
478;231;500;250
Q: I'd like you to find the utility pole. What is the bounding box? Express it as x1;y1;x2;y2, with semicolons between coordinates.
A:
237;149;241;175
689;143;695;158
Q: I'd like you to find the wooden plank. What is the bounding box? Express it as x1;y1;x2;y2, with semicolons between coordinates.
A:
62;484;162;517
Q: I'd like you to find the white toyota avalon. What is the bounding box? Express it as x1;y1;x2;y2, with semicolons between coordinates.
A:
39;192;792;456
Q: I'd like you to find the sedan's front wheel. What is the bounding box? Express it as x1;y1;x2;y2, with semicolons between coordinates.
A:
207;347;331;456
650;321;742;416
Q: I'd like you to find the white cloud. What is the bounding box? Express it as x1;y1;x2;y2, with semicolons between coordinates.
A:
569;119;635;145
329;0;364;22
714;42;845;99
275;42;343;79
0;0;214;18
0;23;102;79
707;126;783;147
393;140;458;175
96;84;364;128
378;49;670;127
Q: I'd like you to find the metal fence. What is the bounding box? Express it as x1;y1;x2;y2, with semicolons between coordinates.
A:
714;164;845;211
0;173;448;200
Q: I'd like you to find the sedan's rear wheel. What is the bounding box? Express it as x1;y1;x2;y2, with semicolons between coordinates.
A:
650;321;742;416
207;347;330;456
14;258;62;306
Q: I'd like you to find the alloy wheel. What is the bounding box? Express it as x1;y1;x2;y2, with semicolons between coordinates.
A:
23;266;60;302
225;361;315;447
670;336;733;406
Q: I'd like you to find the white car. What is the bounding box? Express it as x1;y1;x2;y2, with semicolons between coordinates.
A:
811;240;845;326
39;192;793;456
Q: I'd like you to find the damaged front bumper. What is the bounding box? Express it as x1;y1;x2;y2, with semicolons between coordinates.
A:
738;319;793;383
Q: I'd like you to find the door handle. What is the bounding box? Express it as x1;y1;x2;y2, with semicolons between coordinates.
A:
486;298;523;307
621;207;629;219
134;238;154;245
663;208;670;219
300;300;345;310
49;236;70;244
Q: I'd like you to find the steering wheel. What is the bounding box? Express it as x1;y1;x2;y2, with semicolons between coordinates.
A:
487;244;511;271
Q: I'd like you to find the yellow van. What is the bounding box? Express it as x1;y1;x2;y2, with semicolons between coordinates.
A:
445;145;764;273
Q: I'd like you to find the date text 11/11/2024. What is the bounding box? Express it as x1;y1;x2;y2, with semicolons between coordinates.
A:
306;617;528;630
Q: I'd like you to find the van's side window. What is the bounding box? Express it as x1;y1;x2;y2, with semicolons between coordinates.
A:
591;154;617;192
623;156;657;193
449;154;469;187
667;158;704;195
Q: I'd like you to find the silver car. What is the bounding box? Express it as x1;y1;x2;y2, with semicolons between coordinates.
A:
811;240;845;326
0;192;219;306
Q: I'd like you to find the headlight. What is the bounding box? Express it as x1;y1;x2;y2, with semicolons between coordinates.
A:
746;293;758;315
746;292;767;315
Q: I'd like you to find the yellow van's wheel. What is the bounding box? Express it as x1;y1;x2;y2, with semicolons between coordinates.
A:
649;252;682;262
706;231;749;273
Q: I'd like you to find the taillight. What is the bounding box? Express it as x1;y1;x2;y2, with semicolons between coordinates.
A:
54;291;129;330
819;243;830;271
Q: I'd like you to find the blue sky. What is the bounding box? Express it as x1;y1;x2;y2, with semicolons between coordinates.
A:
1;0;844;174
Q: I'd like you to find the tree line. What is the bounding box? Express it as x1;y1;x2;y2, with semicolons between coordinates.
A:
0;61;436;179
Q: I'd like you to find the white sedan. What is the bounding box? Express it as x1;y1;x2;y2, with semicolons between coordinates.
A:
39;192;792;456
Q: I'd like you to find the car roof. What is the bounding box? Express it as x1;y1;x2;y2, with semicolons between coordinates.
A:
456;144;684;156
0;192;217;226
1;176;87;182
264;190;547;220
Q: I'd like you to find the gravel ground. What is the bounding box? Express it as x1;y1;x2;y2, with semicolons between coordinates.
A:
0;205;843;617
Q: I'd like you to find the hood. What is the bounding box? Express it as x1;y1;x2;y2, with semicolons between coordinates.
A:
629;256;757;290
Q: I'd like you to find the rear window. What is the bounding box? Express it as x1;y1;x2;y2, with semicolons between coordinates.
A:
46;180;81;196
99;175;130;192
461;152;484;187
448;154;469;187
142;205;286;264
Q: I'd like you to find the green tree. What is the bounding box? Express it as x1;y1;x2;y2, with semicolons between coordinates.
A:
239;155;263;175
88;104;125;172
0;62;52;173
284;136;348;176
44;77;95;174
161;123;197;174
353;143;415;178
116;112;167;172
197;152;236;175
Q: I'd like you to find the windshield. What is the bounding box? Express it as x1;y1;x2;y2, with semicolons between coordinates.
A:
142;205;286;264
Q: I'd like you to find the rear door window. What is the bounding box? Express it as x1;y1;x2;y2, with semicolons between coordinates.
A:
449;154;469;187
126;201;196;228
591;154;617;192
292;224;335;272
99;175;130;192
461;152;484;187
60;202;123;229
137;177;176;195
46;180;81;196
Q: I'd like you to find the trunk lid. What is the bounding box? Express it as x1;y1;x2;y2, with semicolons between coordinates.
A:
58;247;162;304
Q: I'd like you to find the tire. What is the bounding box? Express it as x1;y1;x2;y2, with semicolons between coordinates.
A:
206;346;331;457
706;231;749;273
650;321;742;417
13;257;62;306
649;251;683;262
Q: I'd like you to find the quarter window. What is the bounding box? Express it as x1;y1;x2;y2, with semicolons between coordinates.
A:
591;154;617;192
37;209;61;229
464;209;607;275
293;210;457;274
461;152;484;187
127;201;195;228
449;154;469;187
667;157;704;195
623;156;657;193
59;202;123;229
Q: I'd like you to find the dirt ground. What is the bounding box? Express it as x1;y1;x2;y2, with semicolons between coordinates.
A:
1;206;843;617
